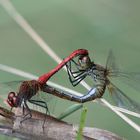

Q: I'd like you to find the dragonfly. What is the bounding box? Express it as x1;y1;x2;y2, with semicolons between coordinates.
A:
62;50;140;114
5;49;88;123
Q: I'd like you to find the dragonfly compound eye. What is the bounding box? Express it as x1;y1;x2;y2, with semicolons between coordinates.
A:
7;92;17;107
78;55;92;69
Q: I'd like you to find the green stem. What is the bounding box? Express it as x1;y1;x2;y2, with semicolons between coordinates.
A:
76;107;87;140
57;104;83;120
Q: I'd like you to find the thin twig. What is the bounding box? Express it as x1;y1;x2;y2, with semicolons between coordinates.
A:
0;106;124;140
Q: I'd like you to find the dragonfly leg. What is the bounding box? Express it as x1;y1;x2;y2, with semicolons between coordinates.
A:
22;104;25;115
66;60;85;78
66;62;87;86
66;59;81;72
69;74;87;86
28;99;49;128
28;99;49;114
20;101;32;124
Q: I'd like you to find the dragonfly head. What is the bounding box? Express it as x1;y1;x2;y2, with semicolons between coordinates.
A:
78;55;92;69
7;92;18;108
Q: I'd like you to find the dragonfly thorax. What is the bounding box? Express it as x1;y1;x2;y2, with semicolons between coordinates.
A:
7;80;41;108
87;64;107;85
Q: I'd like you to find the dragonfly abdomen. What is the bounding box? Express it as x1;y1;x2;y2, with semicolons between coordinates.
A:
42;84;106;103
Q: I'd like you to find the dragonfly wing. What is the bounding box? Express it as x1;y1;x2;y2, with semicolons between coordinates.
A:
107;82;140;114
112;72;140;92
106;50;119;76
105;51;140;92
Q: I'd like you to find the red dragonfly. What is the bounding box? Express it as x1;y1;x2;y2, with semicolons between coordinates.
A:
6;49;88;122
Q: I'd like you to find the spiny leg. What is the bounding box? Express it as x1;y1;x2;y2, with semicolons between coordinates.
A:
29;99;49;128
66;60;85;77
67;70;87;86
29;99;49;114
20;101;32;124
71;75;87;86
67;67;86;86
67;66;86;78
66;63;87;86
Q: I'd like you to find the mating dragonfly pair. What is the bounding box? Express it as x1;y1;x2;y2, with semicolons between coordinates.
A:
4;49;140;123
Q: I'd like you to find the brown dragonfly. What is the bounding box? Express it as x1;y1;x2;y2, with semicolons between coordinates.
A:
62;50;140;114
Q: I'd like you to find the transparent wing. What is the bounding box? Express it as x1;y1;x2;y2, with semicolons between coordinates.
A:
106;50;140;91
2;81;23;92
107;82;140;113
112;72;140;92
106;50;119;76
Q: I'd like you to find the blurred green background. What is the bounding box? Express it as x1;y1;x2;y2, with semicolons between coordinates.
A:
0;0;140;139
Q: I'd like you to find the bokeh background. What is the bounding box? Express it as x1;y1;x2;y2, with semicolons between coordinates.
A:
0;0;140;139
